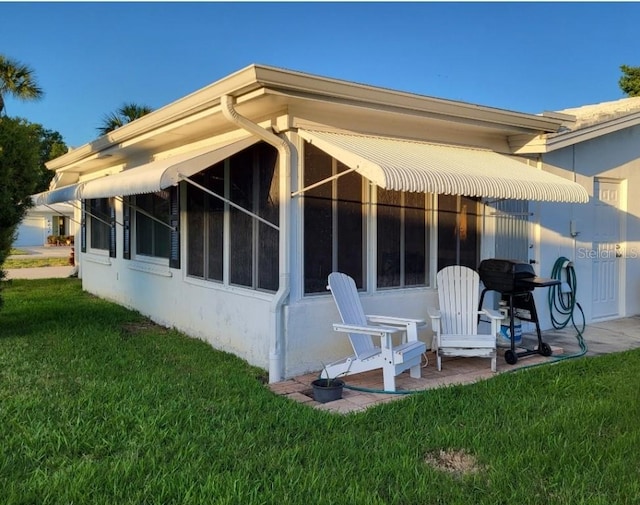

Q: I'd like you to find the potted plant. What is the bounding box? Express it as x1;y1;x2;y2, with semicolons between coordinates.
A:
311;365;345;403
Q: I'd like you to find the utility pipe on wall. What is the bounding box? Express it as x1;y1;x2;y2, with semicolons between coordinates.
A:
220;94;291;384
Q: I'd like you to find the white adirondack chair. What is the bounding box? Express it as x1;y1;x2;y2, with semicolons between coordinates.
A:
428;265;502;372
325;272;428;392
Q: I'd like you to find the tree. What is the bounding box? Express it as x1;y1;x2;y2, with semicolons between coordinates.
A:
619;65;640;97
97;102;153;135
0;54;44;115
33;126;68;193
0;117;41;299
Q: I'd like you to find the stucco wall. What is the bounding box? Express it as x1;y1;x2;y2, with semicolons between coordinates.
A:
539;124;640;325
283;288;437;377
80;255;272;370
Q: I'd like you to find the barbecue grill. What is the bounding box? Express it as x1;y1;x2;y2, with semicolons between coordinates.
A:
478;259;560;365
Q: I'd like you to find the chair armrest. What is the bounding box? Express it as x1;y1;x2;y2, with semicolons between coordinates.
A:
366;315;426;326
427;308;441;320
333;323;402;338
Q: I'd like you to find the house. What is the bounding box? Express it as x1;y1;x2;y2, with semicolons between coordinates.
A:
516;97;640;327
38;64;589;383
13;201;76;247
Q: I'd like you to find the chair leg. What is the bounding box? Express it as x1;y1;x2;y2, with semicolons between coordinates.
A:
410;364;421;379
382;365;396;392
436;351;442;371
491;353;496;373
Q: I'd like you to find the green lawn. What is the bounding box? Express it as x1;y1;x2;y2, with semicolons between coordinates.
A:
1;279;639;504
3;256;70;269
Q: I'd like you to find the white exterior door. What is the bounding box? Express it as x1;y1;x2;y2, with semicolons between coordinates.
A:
592;179;622;320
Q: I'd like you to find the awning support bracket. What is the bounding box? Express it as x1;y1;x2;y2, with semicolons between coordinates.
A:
40;203;82;226
69;202;123;228
116;197;177;232
178;174;279;231
291;166;359;197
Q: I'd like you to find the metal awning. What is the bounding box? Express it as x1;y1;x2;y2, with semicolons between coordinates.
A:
298;130;589;203
81;136;259;200
33;183;84;206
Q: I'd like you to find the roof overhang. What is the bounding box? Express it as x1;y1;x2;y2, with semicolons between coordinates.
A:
299;130;589;203
46;65;567;175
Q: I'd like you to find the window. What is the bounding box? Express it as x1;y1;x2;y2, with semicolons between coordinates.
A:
87;197;114;254
122;188;179;266
303;143;364;294
134;191;171;259
377;189;429;288
437;194;480;271
186;142;279;292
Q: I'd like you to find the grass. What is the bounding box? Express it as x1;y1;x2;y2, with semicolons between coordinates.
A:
2;279;640;504
3;256;71;269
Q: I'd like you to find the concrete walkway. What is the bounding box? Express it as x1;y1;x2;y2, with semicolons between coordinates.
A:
270;316;640;413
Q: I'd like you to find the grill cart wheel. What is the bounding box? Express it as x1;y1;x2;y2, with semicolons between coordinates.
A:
504;349;518;365
540;342;553;357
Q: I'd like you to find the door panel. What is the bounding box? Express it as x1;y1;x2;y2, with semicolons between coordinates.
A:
592;180;621;319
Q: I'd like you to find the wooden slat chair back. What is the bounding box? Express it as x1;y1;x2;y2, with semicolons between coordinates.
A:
429;266;501;372
325;272;427;392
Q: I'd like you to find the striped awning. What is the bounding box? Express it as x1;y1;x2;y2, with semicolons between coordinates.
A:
37;136;259;204
81;136;259;200
298;130;589;203
33;183;84;206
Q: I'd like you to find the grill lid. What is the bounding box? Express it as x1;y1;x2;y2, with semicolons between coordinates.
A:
478;259;560;293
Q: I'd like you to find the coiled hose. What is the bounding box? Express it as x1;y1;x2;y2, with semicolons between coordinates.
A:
547;256;588;359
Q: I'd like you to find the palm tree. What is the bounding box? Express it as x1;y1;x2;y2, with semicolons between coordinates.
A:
0;54;44;115
97;102;153;135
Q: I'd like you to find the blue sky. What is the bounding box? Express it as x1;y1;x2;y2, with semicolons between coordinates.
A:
3;1;640;148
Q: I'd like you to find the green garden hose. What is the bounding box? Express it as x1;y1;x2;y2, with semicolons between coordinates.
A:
547;256;588;360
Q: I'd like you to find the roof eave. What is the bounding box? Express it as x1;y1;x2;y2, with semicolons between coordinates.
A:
47;64;565;170
514;110;640;154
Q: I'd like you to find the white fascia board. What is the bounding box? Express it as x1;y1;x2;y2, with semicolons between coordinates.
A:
48;65;565;172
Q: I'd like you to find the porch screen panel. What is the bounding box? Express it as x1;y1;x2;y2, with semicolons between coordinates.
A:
404;191;427;286
186;164;225;280
229;150;254;287
377;189;402;288
336;163;363;288
257;144;279;291
206;164;225;282
437;195;480;271
186;171;206;278
303;143;333;294
459;196;480;270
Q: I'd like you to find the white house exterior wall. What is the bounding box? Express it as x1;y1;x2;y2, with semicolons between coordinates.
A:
538;124;640;325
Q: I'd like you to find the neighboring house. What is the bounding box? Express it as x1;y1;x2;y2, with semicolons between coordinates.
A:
13;202;75;247
38;65;589;383
515;97;640;327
